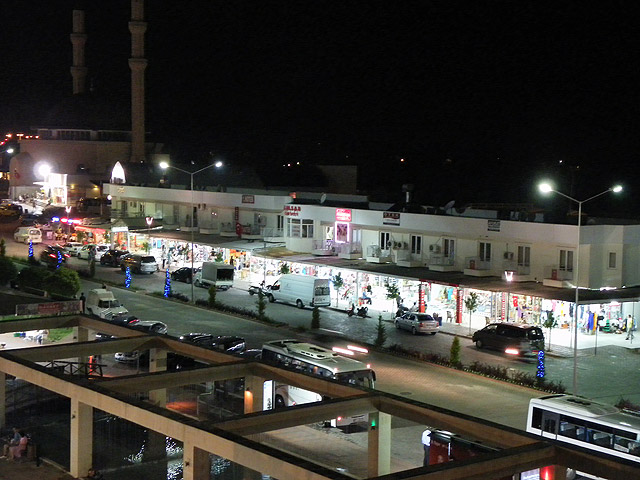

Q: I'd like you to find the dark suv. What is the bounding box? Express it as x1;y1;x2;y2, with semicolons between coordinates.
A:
472;322;545;357
100;249;129;267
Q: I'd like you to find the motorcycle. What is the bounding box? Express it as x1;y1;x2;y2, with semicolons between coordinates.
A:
347;305;368;318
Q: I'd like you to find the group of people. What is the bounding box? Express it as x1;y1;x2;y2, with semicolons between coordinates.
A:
1;427;29;461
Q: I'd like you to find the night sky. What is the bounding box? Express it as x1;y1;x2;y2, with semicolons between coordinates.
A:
1;1;638;215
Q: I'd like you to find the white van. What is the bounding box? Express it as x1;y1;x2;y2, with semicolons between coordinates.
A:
266;274;331;309
85;288;128;319
13;227;42;244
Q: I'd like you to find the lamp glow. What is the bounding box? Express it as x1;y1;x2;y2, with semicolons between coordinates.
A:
159;161;169;169
539;183;553;193
612;185;623;193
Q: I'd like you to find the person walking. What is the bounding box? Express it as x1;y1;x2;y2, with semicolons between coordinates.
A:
421;428;432;467
79;292;86;313
626;315;635;340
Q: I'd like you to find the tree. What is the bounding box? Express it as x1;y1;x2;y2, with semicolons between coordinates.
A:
0;238;6;257
17;266;51;291
279;263;290;275
450;336;462;368
331;272;344;307
384;280;401;318
542;311;557;351
311;306;321;329
464;291;479;334
44;267;81;298
0;256;17;285
256;290;267;321
374;314;387;347
208;285;217;307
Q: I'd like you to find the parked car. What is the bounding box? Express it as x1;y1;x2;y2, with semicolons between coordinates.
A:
121;254;158;274
107;314;140;326
19;213;43;226
62;242;84;256
14;226;43;244
171;267;196;283
39;245;71;266
100;249;129;267
114;320;169;364
85;288;128;319
78;244;109;260
472;322;545;357
394;312;440;335
129;320;168;335
179;333;246;353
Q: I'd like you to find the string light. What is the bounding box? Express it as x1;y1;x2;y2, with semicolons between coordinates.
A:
125;266;131;288
164;268;171;297
536;350;545;378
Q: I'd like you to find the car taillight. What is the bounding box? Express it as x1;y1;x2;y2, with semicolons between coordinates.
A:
418;322;424;327
64;253;70;258
49;254;56;258
505;348;520;355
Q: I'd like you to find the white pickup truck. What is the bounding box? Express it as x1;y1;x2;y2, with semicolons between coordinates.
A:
85;288;128;319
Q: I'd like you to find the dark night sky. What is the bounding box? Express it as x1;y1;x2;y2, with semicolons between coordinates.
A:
1;1;639;215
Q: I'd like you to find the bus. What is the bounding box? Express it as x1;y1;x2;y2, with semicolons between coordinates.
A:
526;394;640;479
261;339;376;429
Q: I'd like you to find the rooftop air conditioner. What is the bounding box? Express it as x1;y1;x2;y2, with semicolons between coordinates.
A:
429;244;441;253
504;252;514;260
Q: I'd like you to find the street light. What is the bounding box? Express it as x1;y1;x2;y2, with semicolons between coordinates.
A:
65;205;72;239
539;182;622;395
160;161;223;302
145;216;153;253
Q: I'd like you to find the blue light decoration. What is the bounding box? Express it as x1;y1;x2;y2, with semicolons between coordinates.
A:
56;251;63;269
164;268;171;297
536;350;545;378
28;239;33;259
125;266;131;288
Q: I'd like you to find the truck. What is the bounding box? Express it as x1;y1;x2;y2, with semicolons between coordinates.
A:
193;262;235;290
266;274;331;309
85;288;128;319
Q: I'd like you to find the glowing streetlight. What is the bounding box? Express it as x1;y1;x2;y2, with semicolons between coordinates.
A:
145;217;154;253
38;163;51;179
538;182;623;395
159;161;224;302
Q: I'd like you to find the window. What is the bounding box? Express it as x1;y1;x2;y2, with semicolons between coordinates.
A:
288;218;313;238
277;215;284;229
559;249;574;271
444;238;455;258
380;232;391;251
517;246;531;267
479;242;491;261
609;252;617;269
411;235;422;255
301;219;314;238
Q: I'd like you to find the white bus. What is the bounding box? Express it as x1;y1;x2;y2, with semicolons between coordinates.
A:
261;339;376;429
526;394;640;479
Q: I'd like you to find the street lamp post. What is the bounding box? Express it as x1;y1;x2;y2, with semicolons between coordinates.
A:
145;216;153;253
539;182;622;395
160;161;223;302
65;205;72;239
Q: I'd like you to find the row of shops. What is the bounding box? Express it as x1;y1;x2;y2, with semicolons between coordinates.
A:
59;221;639;349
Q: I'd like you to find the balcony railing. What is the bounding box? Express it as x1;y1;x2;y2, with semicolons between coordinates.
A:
337;242;362;255
464;256;491;270
544;265;574;281
430;254;455;266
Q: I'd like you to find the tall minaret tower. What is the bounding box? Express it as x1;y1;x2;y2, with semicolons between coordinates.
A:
69;2;88;95
129;0;147;163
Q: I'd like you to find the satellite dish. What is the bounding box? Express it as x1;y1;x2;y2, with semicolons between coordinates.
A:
320;193;327;204
443;200;455;212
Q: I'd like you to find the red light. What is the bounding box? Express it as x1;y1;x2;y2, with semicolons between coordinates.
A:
347;345;368;354
49;254;56;258
337;416;343;421
505;348;519;355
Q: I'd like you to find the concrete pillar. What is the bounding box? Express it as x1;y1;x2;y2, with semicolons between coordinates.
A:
244;375;265;414
367;411;391;477
149;348;167;407
0;372;5;429
183;441;210;480
70;398;93;478
75;326;90;370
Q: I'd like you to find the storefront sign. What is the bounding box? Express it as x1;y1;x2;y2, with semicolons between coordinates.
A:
487;220;500;232
235;206;239;222
16;300;83;316
242;195;255;204
383;212;400;225
335;208;351;222
418;283;425;313
112;226;128;233
284;205;301;217
335;222;349;243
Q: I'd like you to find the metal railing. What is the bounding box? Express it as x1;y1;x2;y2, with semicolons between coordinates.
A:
464;256;491;270
430;254;455;266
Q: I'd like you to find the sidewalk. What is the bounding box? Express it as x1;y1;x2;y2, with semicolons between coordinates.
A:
0;458;73;480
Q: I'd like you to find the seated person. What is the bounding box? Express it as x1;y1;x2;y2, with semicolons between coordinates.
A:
8;433;28;460
84;467;104;479
2;427;22;457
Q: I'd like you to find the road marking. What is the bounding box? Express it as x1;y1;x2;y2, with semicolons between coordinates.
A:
320;328;343;335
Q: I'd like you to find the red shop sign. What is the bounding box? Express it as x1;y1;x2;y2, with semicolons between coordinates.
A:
335;208;352;222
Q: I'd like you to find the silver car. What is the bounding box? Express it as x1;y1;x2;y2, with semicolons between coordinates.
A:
394;312;439;335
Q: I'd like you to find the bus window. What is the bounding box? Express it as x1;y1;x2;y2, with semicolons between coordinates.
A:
530;407;543;430
542;412;558;434
589;429;612;448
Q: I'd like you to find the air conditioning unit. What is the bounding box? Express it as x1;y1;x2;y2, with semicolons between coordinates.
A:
429;244;441;253
504;252;514;260
394;241;403;249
